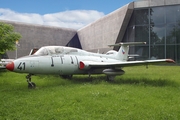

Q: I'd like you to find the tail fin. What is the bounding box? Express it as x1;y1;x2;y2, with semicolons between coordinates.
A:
108;42;146;61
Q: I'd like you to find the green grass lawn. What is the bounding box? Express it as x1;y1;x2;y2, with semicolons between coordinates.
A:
1;65;180;120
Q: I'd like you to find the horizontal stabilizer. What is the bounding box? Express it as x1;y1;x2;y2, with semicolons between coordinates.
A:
128;54;139;57
108;42;146;47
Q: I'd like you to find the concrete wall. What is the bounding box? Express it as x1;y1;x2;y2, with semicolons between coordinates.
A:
77;3;134;53
1;20;76;59
134;0;180;8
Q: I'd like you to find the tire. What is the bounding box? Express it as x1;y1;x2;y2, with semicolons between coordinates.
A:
107;76;115;81
60;75;73;79
28;82;36;89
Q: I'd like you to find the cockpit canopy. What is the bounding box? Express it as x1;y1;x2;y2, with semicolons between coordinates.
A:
34;46;78;56
106;50;117;55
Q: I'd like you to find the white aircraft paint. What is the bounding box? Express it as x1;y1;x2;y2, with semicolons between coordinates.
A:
5;42;175;88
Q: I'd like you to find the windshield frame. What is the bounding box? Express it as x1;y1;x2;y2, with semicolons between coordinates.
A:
33;46;65;56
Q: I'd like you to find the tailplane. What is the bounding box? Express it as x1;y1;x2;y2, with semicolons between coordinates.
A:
108;42;146;61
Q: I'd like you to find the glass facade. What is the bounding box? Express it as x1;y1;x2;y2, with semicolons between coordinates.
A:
123;5;180;62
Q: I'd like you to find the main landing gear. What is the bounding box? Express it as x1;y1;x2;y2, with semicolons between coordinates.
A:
26;74;36;89
60;75;73;79
107;75;115;81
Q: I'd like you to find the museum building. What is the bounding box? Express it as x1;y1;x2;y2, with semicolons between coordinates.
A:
1;0;180;62
122;0;180;62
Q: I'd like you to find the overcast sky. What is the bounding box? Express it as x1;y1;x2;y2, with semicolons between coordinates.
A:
0;0;133;29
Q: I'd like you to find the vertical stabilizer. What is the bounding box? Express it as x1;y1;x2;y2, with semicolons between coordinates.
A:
108;42;146;61
116;45;129;61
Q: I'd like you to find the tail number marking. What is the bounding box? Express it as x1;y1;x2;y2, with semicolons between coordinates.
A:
17;62;26;70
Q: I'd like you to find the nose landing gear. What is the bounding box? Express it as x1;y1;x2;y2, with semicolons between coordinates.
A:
26;74;36;89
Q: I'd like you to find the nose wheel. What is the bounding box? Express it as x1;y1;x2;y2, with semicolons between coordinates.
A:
26;74;36;89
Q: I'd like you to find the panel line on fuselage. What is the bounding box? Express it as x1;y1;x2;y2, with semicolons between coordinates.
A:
60;56;63;64
75;56;79;65
70;56;74;64
51;57;54;67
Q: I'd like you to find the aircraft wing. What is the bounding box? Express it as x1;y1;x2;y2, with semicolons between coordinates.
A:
79;59;175;70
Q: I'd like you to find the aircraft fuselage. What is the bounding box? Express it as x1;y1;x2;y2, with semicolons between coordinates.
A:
11;54;120;75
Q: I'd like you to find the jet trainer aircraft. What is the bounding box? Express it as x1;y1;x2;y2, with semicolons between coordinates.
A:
6;42;175;88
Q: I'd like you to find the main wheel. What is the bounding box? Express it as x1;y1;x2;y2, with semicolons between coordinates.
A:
28;82;36;89
107;76;115;81
60;75;73;79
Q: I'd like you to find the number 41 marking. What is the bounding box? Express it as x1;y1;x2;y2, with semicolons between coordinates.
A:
17;62;26;70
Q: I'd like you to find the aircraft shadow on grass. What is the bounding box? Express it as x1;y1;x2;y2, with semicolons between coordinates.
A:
66;75;178;87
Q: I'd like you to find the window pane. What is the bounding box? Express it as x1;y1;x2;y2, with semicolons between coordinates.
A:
150;24;165;44
176;5;180;22
134;9;149;25
128;11;135;27
127;26;135;42
166;45;179;62
166;24;176;44
177;45;180;63
166;6;177;23
129;46;149;60
135;25;149;43
177;24;180;44
150;45;165;59
150;7;165;25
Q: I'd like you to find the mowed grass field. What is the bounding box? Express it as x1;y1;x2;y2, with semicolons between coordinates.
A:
1;65;180;120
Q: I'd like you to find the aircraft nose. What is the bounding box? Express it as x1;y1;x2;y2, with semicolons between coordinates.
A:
6;62;14;71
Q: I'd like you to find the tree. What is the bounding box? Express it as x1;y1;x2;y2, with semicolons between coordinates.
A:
0;22;21;54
